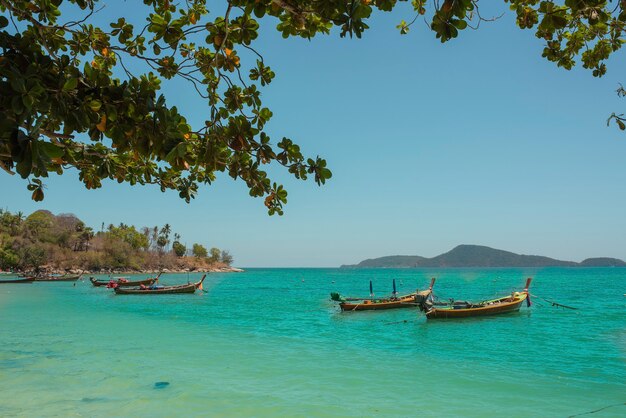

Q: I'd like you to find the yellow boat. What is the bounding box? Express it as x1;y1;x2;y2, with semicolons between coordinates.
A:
419;278;532;319
331;278;435;312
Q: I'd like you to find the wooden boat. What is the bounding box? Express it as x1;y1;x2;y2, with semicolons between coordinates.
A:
32;274;83;282
335;293;418;311
114;274;206;295
0;277;35;284
90;273;160;287
331;279;435;311
420;278;532;319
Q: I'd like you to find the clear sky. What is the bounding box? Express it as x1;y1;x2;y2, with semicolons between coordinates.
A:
2;3;626;267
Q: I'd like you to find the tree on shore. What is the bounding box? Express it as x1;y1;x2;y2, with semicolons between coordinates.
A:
0;208;233;270
172;240;186;257
209;247;221;263
2;1;622;213
106;223;150;250
221;250;233;266
154;223;171;253
192;243;208;259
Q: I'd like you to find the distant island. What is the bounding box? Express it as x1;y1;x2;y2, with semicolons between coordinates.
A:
341;245;626;268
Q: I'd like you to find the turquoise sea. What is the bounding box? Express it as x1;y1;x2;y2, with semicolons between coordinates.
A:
1;268;624;417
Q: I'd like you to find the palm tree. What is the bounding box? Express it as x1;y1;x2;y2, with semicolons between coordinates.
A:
159;224;172;251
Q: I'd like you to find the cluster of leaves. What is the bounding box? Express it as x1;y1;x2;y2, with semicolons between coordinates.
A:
0;0;624;216
608;84;626;130
191;243;232;264
395;0;625;76
0;209;94;269
106;223;150;251
0;0;332;215
172;240;186;257
505;0;625;78
192;242;208;258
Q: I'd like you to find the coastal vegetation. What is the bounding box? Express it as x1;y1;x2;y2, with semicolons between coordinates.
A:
0;208;233;272
342;244;626;268
1;1;624;214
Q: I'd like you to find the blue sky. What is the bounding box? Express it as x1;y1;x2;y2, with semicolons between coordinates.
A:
2;3;626;266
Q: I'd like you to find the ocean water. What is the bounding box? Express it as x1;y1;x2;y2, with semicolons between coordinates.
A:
0;268;624;417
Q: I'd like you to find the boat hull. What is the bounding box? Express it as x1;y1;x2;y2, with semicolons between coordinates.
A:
0;278;35;284
114;284;198;295
340;295;417;311
90;277;157;287
113;274;206;295
426;294;527;319
33;274;82;282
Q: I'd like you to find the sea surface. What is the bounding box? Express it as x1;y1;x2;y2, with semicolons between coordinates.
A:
0;268;624;417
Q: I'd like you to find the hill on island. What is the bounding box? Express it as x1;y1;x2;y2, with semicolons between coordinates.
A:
341;245;626;268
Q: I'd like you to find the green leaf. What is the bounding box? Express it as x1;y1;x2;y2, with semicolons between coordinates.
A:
177;143;187;157
0;16;8;29
88;100;102;111
15;158;32;179
39;142;65;159
10;77;26;93
22;95;34;111
63;77;78;91
32;188;44;202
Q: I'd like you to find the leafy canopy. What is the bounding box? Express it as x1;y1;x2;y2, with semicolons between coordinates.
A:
192;242;208;258
1;0;624;213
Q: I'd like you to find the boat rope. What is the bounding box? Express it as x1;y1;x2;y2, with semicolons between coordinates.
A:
529;293;578;310
351;302;363;311
567;402;626;417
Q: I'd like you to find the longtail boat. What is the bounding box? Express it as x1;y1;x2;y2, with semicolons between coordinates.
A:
90;273;161;287
114;274;206;295
419;278;532;319
32;273;83;282
0;277;35;284
331;279;435;311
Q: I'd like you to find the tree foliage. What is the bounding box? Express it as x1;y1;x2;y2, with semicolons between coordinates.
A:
0;0;334;215
172;240;186;256
0;0;624;214
192;242;208;258
209;246;221;263
220;249;233;265
608;84;626;130
0;208;91;269
107;223;149;250
0;208;228;270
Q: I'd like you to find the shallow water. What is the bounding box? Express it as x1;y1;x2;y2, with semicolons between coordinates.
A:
1;268;624;417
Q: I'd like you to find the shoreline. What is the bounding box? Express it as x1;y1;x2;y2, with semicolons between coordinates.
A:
0;266;244;275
